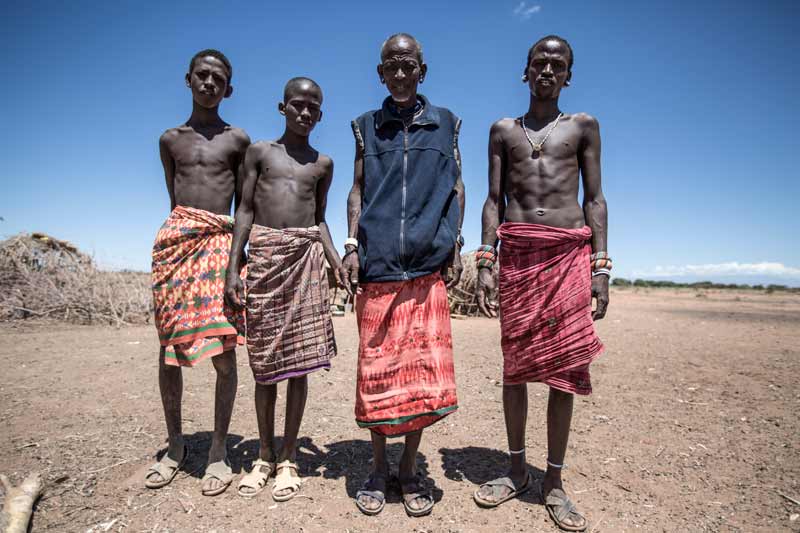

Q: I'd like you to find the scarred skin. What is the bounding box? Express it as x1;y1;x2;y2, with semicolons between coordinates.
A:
344;35;465;515
474;38;608;530
151;55;250;496
224;80;342;498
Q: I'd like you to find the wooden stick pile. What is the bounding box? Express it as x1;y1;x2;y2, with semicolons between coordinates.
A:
0;233;151;325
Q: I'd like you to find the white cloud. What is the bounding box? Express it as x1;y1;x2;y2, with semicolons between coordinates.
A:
513;1;542;20
632;262;800;278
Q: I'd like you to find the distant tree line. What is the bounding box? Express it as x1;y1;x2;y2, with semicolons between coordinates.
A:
611;278;799;293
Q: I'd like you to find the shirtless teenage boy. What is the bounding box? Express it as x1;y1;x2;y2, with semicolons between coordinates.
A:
225;77;340;502
473;36;608;531
147;49;250;497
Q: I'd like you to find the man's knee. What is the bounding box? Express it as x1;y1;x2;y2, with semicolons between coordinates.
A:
288;375;308;389
549;387;574;402
212;351;237;377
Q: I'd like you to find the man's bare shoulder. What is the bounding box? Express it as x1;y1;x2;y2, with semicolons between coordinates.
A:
245;140;276;160
317;153;334;173
490;117;518;136
568;112;600;131
159;127;183;146
225;126;251;148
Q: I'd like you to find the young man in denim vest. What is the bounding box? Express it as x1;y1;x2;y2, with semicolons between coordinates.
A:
343;33;464;517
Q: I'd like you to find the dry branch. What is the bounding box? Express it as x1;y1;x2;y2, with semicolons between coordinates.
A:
0;472;43;533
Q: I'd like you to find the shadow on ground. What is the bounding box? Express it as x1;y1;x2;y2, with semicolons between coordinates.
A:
439;446;544;505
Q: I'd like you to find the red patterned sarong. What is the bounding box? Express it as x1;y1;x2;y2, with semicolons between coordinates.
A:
245;225;336;384
151;206;244;367
355;272;458;436
498;222;604;395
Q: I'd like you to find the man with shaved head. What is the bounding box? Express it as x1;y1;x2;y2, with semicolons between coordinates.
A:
226;76;341;502
344;33;464;517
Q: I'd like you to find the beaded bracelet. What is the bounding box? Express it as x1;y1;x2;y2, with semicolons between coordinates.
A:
590;251;613;272
476;244;497;269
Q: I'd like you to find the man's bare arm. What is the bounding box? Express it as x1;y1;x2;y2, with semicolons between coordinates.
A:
347;144;364;240
578;115;607;254
481;121;507;247
578;114;609;320
316;158;343;272
225;144;261;308
159;133;176;211
232;130;251;213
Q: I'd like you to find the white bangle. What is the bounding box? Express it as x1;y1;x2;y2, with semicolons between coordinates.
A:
344;237;358;248
592;269;611;277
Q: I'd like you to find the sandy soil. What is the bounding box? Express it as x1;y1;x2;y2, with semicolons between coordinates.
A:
1;288;799;532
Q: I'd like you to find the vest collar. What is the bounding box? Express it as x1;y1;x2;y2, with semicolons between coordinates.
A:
375;94;440;129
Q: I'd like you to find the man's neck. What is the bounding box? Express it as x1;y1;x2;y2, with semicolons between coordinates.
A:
186;102;225;128
392;92;418;110
278;128;311;150
526;95;561;122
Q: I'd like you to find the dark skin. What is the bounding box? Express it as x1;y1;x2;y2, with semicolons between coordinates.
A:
344;35;465;513
225;80;342;497
475;39;608;529
152;56;250;495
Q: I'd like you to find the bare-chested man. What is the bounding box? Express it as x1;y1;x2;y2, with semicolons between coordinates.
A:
472;36;608;531
225;78;341;502
147;49;249;497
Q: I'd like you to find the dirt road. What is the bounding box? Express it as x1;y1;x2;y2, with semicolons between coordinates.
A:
1;289;798;532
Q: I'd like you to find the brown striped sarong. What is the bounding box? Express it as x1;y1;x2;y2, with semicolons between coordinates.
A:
245;225;336;384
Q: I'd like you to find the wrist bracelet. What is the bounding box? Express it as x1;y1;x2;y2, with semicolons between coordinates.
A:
592;269;611;277
344;237;358;248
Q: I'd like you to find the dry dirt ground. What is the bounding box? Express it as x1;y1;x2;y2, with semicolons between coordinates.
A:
1;289;799;533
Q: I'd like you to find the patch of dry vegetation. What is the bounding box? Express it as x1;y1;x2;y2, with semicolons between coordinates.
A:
0;233;151;325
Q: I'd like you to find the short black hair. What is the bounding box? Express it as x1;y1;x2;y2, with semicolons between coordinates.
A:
283;77;322;102
189;49;233;82
381;33;424;63
526;35;573;72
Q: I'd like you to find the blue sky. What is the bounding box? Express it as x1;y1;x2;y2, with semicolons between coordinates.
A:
1;0;798;285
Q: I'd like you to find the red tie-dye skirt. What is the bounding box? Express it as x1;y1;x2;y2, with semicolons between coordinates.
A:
355;272;458;436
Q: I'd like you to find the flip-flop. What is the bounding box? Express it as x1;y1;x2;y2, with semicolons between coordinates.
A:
144;444;187;489
354;472;388;516
541;486;588;532
473;470;532;508
272;460;302;502
399;474;435;517
201;459;234;497
237;459;275;499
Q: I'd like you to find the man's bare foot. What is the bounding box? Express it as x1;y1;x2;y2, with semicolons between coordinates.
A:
474;468;530;506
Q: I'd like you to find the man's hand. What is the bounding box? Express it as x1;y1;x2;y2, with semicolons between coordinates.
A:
224;274;245;311
591;274;609;320
476;267;498;318
342;249;359;294
333;262;351;296
441;248;463;289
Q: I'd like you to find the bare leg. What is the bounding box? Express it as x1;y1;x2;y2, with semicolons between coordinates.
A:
255;383;277;463
399;430;430;511
158;347;185;465
203;350;237;493
356;431;389;512
543;387;584;529
277;376;308;463
475;383;528;503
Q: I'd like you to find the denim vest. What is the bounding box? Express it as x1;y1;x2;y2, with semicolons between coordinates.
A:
352;95;461;283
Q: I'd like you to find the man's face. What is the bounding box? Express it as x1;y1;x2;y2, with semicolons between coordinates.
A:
186;56;232;108
526;40;571;99
280;83;322;136
378;38;426;105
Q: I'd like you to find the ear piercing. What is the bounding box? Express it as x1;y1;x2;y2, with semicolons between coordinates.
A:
521;74;529;82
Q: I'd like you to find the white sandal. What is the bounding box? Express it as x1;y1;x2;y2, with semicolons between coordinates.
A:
272;460;302;502
237;459;275;498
